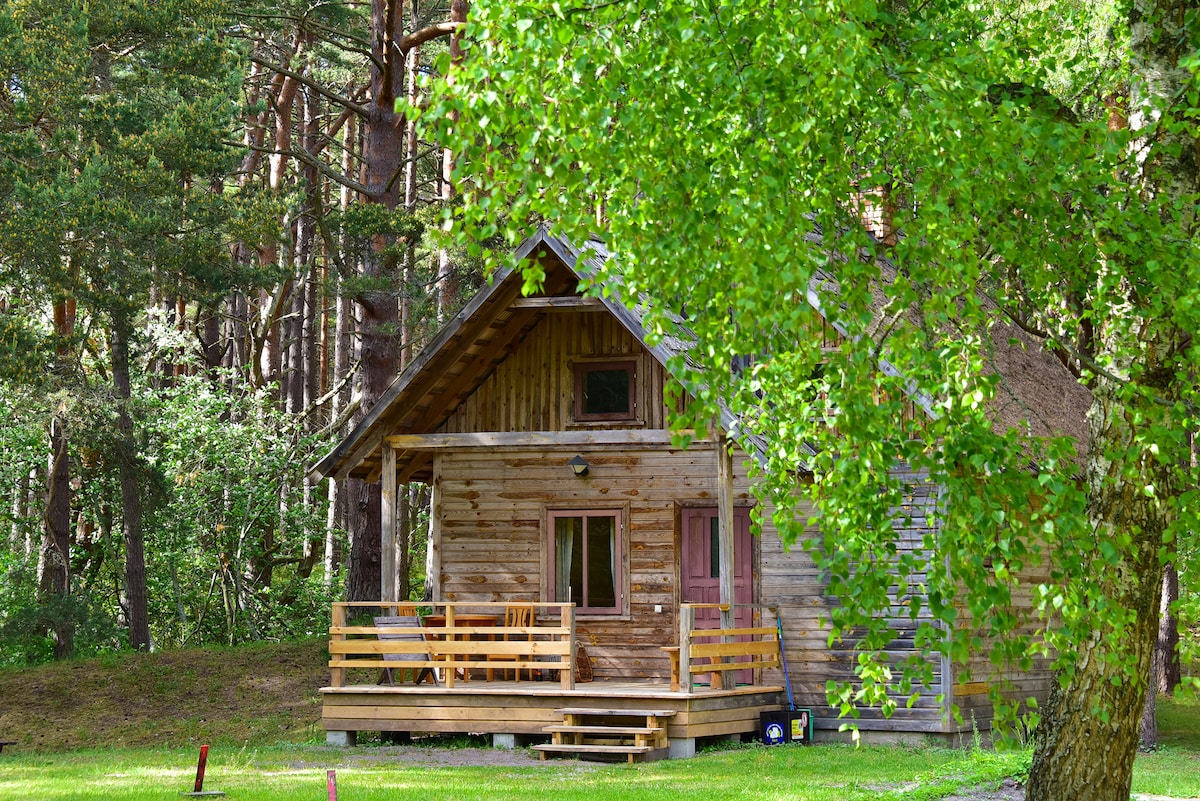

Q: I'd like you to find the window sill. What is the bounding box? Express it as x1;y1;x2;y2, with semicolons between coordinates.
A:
566;419;645;428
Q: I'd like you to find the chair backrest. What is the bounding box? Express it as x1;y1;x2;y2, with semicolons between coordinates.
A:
374;615;426;662
504;604;534;629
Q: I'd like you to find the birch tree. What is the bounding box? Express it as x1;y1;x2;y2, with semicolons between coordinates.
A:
419;2;1200;799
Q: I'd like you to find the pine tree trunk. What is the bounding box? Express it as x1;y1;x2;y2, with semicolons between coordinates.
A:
346;0;409;602
40;413;73;659
38;298;75;659
111;309;152;651
1140;671;1157;750
347;481;381;602
435;1;467;323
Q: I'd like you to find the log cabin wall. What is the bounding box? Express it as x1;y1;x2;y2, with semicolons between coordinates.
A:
758;466;953;734
438;309;670;434
434;445;758;680
951;540;1056;735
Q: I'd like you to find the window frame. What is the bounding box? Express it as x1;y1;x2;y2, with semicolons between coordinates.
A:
546;508;626;616
573;358;638;422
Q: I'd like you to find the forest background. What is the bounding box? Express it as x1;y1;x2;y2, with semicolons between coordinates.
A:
0;0;477;660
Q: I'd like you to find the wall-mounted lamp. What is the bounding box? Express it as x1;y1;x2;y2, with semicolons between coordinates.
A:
567;455;590;477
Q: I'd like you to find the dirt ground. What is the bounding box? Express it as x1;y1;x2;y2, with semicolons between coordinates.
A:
297;744;552;769
941;779;1025;801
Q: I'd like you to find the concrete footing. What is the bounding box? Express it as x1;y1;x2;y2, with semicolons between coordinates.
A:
668;737;696;759
326;730;357;747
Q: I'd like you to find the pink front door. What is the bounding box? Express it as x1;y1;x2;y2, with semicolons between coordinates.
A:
681;507;753;685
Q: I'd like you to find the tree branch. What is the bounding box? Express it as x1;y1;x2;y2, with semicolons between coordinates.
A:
249;55;370;117
234;140;373;197
399;22;464;54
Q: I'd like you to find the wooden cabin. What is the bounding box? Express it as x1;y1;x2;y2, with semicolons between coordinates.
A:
310;227;1087;757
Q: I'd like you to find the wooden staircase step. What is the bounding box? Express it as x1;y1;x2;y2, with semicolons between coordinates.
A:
534;744;654;754
534;743;657;763
543;725;662;736
554;707;677;717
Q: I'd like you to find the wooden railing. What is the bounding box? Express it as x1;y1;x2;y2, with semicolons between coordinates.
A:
328;601;576;690
679;603;781;692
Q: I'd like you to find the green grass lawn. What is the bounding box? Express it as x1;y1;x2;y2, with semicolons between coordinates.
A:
2;641;1198;801
0;741;1030;801
5;719;1200;801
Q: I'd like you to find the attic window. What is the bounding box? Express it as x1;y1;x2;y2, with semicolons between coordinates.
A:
574;359;636;421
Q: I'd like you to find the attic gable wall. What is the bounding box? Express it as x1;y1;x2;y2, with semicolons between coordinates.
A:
436;308;673;435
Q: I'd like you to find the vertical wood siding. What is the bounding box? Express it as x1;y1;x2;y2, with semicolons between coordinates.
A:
439;310;669;434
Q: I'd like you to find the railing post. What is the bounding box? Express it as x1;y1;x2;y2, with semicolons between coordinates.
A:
561;603;575;691
679;603;693;693
444;602;455;688
330;603;346;688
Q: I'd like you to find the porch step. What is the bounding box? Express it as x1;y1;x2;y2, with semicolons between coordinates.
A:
544;725;662;737
538;707;673;763
554;707;677;718
532;743;655;762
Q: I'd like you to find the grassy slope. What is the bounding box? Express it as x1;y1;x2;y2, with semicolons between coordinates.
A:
0;639;328;751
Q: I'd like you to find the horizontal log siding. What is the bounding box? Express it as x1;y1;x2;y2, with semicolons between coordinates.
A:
439;310;669;434
759;468;952;733
436;446;755;680
951;549;1056;733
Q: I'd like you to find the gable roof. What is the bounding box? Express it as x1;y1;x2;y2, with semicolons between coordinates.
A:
311;227;1090;484
310;225;747;483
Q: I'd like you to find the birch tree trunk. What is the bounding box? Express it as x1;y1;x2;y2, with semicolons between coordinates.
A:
1026;2;1197;796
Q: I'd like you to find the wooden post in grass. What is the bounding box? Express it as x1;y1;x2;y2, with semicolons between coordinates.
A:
193;745;208;793
327;770;338;801
181;744;225;797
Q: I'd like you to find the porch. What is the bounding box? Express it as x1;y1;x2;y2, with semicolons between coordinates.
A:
322;601;786;759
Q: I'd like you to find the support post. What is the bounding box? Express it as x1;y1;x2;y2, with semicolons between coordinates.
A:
427;455;443;600
381;444;397;604
561;603;575;690
716;434;735;633
330;603;346;688
679;603;693;693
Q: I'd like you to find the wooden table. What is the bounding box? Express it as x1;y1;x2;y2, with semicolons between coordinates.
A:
424;614;498;682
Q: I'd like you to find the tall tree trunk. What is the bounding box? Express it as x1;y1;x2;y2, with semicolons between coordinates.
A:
347;484;381;602
40;414;73;659
111;309;152;651
1155;563;1181;694
1026;1;1197;797
10;469;31;553
346;0;409;603
1140;671;1158;751
324;112;358;591
401;44;420;368
435;0;467;323
38;298;75;659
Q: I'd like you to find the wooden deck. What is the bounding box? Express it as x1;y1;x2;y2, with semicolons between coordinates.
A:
321;678;785;752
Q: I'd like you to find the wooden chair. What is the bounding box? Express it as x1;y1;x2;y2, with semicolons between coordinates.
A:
374;615;438;686
488;603;535;681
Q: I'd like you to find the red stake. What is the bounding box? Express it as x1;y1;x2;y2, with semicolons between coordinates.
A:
193;745;209;793
327;769;338;801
